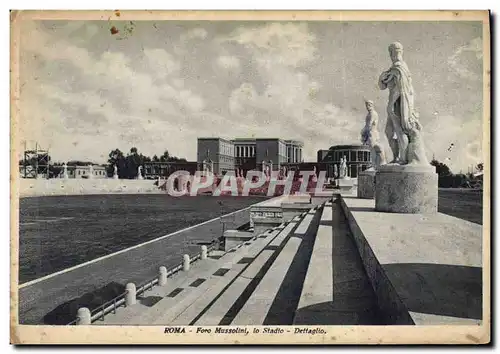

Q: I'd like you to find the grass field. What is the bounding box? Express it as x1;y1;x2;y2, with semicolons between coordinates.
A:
19;194;267;284
437;188;484;225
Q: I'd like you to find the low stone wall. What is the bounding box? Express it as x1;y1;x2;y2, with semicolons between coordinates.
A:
19;178;162;197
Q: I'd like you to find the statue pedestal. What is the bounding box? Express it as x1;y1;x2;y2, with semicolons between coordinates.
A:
357;168;376;199
337;177;355;195
375;164;438;214
113;175;119;180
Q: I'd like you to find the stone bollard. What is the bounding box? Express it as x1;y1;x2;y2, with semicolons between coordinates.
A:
125;283;137;306
77;307;91;325
158;266;168;286
183;254;190;271
201;245;208;260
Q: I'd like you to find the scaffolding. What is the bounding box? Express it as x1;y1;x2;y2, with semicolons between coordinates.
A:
21;141;50;179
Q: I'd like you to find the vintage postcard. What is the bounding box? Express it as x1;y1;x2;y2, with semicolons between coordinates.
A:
10;10;490;345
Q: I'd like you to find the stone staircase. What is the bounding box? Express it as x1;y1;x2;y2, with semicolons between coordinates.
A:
96;207;318;326
94;198;383;326
293;199;382;325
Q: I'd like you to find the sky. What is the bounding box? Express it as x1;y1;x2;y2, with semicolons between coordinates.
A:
18;19;484;172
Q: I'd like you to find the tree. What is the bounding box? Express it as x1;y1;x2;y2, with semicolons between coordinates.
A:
430;159;452;178
476;163;484;172
430;159;453;188
160;150;170;162
107;149;125;177
48;164;62;179
66;160;95;166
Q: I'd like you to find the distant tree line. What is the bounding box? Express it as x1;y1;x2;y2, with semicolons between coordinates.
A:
19;147;186;179
107;147;187;179
430;159;483;189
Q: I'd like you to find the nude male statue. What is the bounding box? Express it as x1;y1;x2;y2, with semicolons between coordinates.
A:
361;100;386;168
379;42;417;164
378;42;429;165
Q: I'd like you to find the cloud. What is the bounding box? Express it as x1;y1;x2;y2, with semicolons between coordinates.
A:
448;37;483;81
222;22;317;68
180;27;208;42
18;21;208;163
221;22;366;160
17;21;484;171
424;113;483;172
216;55;240;70
143;48;180;79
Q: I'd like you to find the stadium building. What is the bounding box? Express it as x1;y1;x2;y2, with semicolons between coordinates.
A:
197;137;304;176
317;144;372;179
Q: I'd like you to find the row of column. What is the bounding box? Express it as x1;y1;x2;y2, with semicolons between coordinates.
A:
335;151;370;163
236;145;255;158
290;147;302;163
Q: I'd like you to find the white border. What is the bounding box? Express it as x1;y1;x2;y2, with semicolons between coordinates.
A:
4;1;497;353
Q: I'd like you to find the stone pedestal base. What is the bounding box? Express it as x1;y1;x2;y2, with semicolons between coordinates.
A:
375;164;438;214
357;169;376;199
337;178;355;195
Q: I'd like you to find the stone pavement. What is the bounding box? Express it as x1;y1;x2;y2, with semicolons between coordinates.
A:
86;193;483;326
341;196;483;325
96;207;322;326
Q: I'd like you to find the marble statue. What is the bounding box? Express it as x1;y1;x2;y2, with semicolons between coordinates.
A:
333;164;338;179
63;163;69;179
360;100;387;169
137;165;143;180
113;164;118;179
311;166;318;182
88;164;94;179
378;41;429;165
339;156;347;179
262;162;272;180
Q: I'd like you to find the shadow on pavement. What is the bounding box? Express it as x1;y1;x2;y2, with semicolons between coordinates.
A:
43;281;125;325
382;263;482;320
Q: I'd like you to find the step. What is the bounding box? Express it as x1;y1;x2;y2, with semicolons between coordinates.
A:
192;250;275;325
293;204;334;324
99;231;276;325
152;263;248;325
294;212;315;235
176;222;299;325
132;230;282;325
231;237;303;325
295;200;380;325
268;221;299;247
138;224;295;325
97;258;214;325
231;212;317;325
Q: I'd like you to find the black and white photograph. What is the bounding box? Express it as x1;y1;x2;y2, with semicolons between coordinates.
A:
10;10;490;345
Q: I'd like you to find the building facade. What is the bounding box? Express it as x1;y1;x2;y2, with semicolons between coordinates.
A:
143;161;198;179
197;137;304;176
197;138;235;175
58;165;107;179
317;144;372;179
285;140;304;163
254;138;288;172
233;138;257;173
